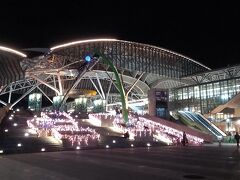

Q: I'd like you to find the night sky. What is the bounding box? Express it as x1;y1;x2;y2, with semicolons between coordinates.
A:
1;1;240;69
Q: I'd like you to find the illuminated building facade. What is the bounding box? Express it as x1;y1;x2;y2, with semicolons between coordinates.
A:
0;39;240;127
169;65;240;119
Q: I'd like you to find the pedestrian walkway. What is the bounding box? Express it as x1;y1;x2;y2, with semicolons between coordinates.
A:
1;145;240;180
204;142;237;146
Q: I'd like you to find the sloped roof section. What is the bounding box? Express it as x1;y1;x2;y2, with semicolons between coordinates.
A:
0;46;27;86
50;38;210;79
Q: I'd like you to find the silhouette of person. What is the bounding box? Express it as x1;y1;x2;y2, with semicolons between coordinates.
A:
115;107;120;115
124;131;129;139
234;132;240;148
227;132;232;143
182;131;188;146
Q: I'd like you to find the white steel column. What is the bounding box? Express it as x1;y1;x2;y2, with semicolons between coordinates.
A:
105;81;112;111
59;58;100;109
57;73;63;95
36;86;53;103
104;71;119;92
95;73;105;99
10;83;40;109
126;72;144;96
106;81;112;101
53;75;58;96
8;84;12;103
89;77;103;99
0;99;7;106
30;74;60;95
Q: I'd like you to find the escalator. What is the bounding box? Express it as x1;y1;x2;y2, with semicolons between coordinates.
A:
178;111;226;138
177;111;207;133
194;112;226;137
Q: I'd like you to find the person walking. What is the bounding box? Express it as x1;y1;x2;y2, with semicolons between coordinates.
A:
227;132;232;143
234;132;240;148
182;131;188;146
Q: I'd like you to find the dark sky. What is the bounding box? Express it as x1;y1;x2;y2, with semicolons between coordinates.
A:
0;1;240;69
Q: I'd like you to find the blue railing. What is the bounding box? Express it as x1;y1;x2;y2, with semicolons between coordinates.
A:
178;111;226;138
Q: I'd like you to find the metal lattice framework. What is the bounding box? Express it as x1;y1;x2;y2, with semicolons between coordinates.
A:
23;39;210;90
183;64;240;84
0;39;211;108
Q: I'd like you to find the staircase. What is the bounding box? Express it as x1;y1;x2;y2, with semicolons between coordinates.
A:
142;114;213;143
211;92;240;114
0;110;63;154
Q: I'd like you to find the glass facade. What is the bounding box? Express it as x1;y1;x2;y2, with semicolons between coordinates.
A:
53;95;64;111
169;77;240;115
74;97;87;113
28;93;42;111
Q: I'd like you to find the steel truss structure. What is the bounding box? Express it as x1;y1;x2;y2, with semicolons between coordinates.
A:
0;39;211;109
185;65;240;84
170;64;240;114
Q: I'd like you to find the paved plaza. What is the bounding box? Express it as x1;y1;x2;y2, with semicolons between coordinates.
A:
0;143;240;180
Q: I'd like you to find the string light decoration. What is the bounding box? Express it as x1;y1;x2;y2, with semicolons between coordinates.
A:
27;111;100;148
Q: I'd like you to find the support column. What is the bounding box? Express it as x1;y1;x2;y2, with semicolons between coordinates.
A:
57;73;63;95
148;89;156;116
148;88;169;119
99;52;128;123
8;84;12;103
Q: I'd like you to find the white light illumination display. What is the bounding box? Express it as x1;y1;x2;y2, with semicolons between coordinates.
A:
50;38;117;51
27;111;100;149
0;46;27;57
91;112;204;145
88;114;102;127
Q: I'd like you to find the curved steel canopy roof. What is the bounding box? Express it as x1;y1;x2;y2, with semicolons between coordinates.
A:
50;38;211;72
0;39;212;108
0;46;27;86
32;38;209;93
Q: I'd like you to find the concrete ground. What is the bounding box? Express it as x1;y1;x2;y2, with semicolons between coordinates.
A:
0;143;240;180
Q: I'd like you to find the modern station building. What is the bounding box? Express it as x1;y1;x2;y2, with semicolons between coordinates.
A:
0;38;240;132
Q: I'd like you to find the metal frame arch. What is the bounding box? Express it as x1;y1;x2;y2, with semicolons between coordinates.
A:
49;39;210;77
